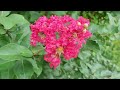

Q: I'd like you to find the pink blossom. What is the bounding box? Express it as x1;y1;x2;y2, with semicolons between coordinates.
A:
30;15;92;69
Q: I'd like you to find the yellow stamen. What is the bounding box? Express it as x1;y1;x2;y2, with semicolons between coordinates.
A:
56;46;64;56
38;32;45;39
73;33;77;38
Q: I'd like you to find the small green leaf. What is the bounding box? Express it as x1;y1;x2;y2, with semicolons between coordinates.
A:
100;70;112;77
64;63;72;71
29;11;40;22
71;11;79;19
111;72;120;79
78;50;91;60
88;23;99;33
30;44;44;55
107;13;116;26
53;11;67;16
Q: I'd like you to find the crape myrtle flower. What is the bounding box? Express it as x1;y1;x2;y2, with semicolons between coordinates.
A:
30;15;92;69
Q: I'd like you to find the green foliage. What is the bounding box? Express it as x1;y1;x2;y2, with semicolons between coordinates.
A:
0;11;120;79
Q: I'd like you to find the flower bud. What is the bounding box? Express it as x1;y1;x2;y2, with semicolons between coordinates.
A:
77;21;81;26
84;23;88;29
83;29;87;33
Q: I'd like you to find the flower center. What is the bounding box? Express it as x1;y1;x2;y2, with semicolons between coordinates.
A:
73;33;77;38
56;46;64;56
38;32;45;39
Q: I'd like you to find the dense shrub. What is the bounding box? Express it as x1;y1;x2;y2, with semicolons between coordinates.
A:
0;11;120;79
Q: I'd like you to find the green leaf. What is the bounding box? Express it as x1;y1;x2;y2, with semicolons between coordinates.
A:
0;43;33;60
0;11;11;17
90;63;103;73
100;70;112;77
0;25;6;34
30;44;45;55
0;58;15;71
0;35;10;47
110;72;120;79
53;66;61;76
71;11;79;19
13;60;34;79
20;33;31;48
83;40;100;51
98;11;103;13
80;61;90;78
107;13;117;26
17;24;31;48
0;14;29;29
8;14;29;25
88;23;99;33
53;11;67;16
26;58;42;77
0;68;14;79
78;50;91;60
29;11;40;22
64;63;72;71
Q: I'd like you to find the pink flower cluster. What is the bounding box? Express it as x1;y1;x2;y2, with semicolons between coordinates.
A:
30;15;92;69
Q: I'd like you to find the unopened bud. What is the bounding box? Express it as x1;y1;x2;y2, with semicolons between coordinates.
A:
77;22;81;26
83;29;87;33
84;23;88;29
